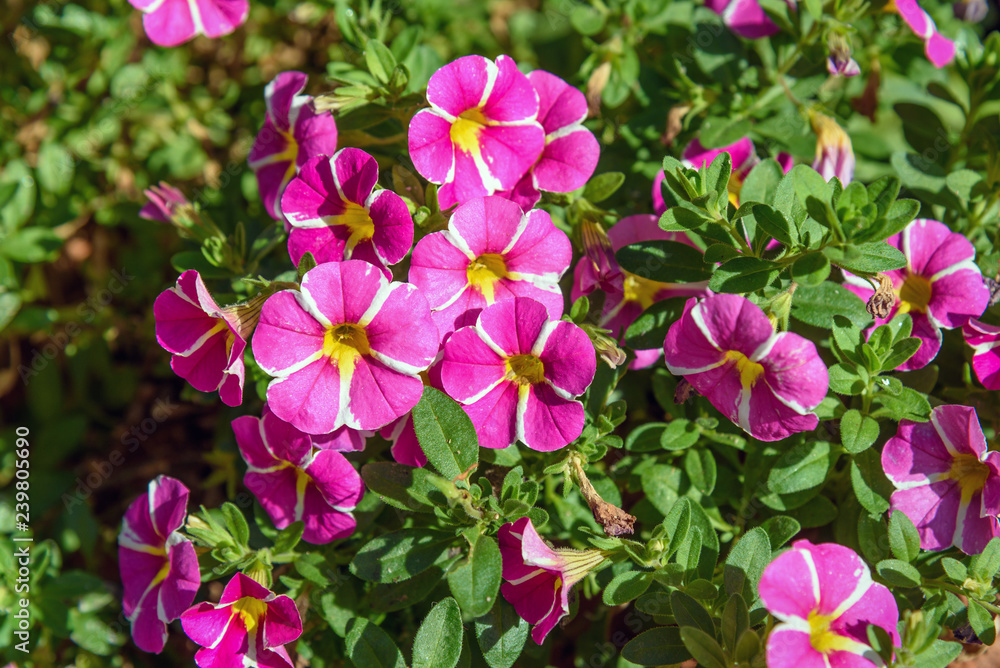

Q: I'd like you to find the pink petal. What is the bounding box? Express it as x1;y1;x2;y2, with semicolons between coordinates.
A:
409;231;476;308
759;332;829;413
477;297;549;357
265;72;309;132
477;124;546;190
529;70;587;136
192;0;248;38
439;148;492;210
149;475;191;537
536;321;596;396
386;414;427;467
252;290;325;375
503;209;573;279
745;382;821;442
440;326;508;403
482;55;540;123
364;282;439;371
830;581;900;647
532;129;600;194
890;482;961;551
463;381;520;449
266;358;343;435
330;147;378;205
293;105;339;166
882;420;954;487
408;109;456;185
931;404;987;458
426;55;493;118
368;189;413;266
766;627;829;668
263;595;303;649
141;0;196;46
521;384;585;451
759;548;820;621
894;313;942;371
663;298;730;374
159;540;201;620
304;261;386;326
956;493;1000;554
348;358;425;430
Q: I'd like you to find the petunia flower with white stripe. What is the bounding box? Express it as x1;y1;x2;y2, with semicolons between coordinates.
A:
498;517;607;645
118;475;200;654
882;404;1000;555
663;293;829;442
408;55;546;210
705;0;792;38
760;540;900;668
233;404;364;544
128;0;248;48
252;260;439;435
843;218;990;371
894;0;957;68
963;319;1000;390
180;573;302;668
439;297;596;452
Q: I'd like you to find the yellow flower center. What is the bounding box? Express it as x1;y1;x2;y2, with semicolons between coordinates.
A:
232;597;268;635
329;202;375;253
725;350;765;389
896;274;932;314
467;253;508;303
623;272;670;310
951;453;991;503
808;611;857;654
506;354;545;385
323;323;371;377
450;108;489;154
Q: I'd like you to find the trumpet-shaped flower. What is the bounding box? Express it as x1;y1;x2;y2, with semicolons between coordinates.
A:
282;149;413;273
154;270;247;407
810;112;855;183
882;405;1000;554
964;319;1000;390
760;540;899;668
440;297;596;451
249;72;339;220
128;0;247;47
408;55;546;210
180;573;302;668
118;476;200;654
572;216;709;369
252;261;438;435
706;0;781;38
895;0;957;67
663;294;828;441
499;517;606;644
409;195;572;338
843;219;990;371
499;70;600;211
233;405;364;544
140;182;189;223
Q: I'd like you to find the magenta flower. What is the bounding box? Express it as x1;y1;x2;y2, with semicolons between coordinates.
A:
118;476;200;654
128;0;247;47
498;70;600;211
281;148;412;273
252;260;439;435
705;0;782;38
843;219;989;371
180;573;302;668
498;517;606;644
154;270;246;407
409;195;572;338
140;182;189;223
964;319;1000;390
882;405;1000;554
571;215;709;369
663;294;829;441
439;297;596;451
827;54;861;77
233;405;364;544
249;72;339;220
810;113;855;183
896;0;957;67
408;55;546;210
760;540;899;668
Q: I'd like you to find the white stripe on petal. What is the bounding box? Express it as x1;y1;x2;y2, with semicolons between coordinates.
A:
294;285;333;328
186;0;206;36
931;411;960;456
929;258;981;283
689;301;722;350
515;384;530;444
357;276;394;327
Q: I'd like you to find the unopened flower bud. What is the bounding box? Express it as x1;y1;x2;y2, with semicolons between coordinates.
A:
586;61;612;118
810;111;855;183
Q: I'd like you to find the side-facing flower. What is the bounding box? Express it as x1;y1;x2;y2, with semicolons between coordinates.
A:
249;72;339;220
810;112;855;183
128;0;247;47
118;476;200;653
408;55;545;210
180;573;302;668
882;405;1000;554
233;405;364;544
663;294;829;441
499;70;600;211
440;297;596;451
895;0;957;67
964;319;1000;390
154;270;247;407
281;149;412;273
826;32;861;77
760;540;899;668
843;219;989;370
498;517;606;644
140;182;190;223
409;195;572;338
705;0;783;38
252;260;439;435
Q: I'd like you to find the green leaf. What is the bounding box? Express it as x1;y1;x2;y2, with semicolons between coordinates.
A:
941;557;968;582
360;461;445;512
351;529;456;583
475;600;529;668
709;257;781;293
412;387;479;482
671;590;715;636
791;283;871;329
759;516;801;550
625;423;668;452
721;594;749;652
0;291;22;332
570;5;606;34
448;534;502;617
881;338;921;372
661;419;701;451
911;640;962;668
273;522;304;554
679;627;727;668
851;450;892;515
616;241;711;283
0;227;62;263
683;449;717;494
888;510;921;562
840;409;880;454
734;629;761;664
413;597;463;668
724;527;771;601
971;537;1000;582
968;601;996;645
585;172;626;202
621;626;692;666
739;159;784;206
791;253;831;286
603;570;654;605
37;142;74;196
753;204;797;246
346;619;407;668
663;497;692;558
875;558;922;587
824;242;907;274
624;298;688;350
768;440;831;494
659;206;712;231
828;363;866;396
365;39;397;84
295;552;333;587
705;152;733;201
221;503;250;547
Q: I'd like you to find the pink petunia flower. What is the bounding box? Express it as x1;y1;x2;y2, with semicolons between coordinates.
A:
663;294;829;441
409;195;572;338
843;219;989;371
408;55;546;211
154;270;247;407
895;0;957;67
439;297;597;451
281;148;413;273
118;475;200;654
809;113;855;184
705;0;784;38
249;72;339;221
180;573;302;668
760;540;900;668
498;70;600;211
252;260;439;435
498;517;607;644
128;0;248;47
233;405;364;544
571;216;709;369
140;182;190;223
964;319;1000;390
882;405;1000;554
